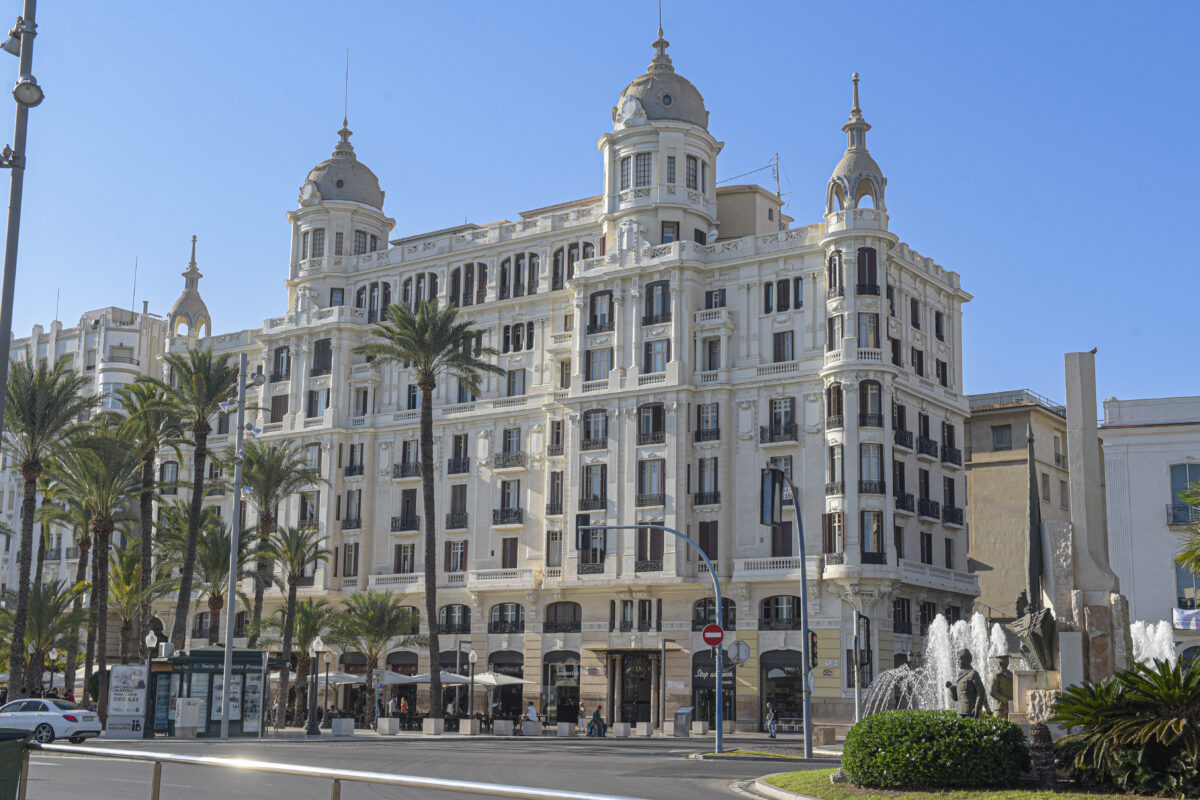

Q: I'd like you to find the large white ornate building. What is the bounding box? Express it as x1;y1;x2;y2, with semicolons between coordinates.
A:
20;26;978;729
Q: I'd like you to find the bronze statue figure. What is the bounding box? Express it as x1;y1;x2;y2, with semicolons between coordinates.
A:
945;648;991;718
989;655;1014;720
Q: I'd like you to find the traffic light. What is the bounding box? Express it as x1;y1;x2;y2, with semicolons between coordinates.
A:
808;630;818;668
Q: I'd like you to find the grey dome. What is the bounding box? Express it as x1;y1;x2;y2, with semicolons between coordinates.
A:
301;121;384;209
615;29;708;129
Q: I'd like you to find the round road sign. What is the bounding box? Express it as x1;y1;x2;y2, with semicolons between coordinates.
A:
702;623;724;647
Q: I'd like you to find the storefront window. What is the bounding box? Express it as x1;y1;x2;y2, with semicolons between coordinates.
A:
542;651;580;724
760;650;805;729
691;650;735;726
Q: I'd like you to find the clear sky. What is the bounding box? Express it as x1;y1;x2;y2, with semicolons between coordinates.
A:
6;1;1198;405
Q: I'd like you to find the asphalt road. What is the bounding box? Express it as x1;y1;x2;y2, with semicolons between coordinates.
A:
21;735;831;800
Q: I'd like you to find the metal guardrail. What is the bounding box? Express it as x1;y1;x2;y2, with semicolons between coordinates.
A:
24;742;649;800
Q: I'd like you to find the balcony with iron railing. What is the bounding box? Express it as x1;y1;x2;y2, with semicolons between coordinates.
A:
635;560;663;573
826;284;844;300
856;283;880;296
342;517;362;531
636;493;665;507
580;438;608;451
577;556;606;575
492;508;523;525
440;620;471;635
859;479;886;495
310;364;332;377
760;617;804;631
941;445;963;467
894;429;913;449
825;553;845;566
1168;503;1200;526
579;496;606;511
546;443;564;457
827;414;844;430
392;462;421;479
825;480;845;496
586;320;614;335
760;423;798;443
917;498;941;520
636;431;665;445
893;619;913;635
1055;452;1066;468
861;550;888;565
65;546;80;560
269;370;291;383
545;501;563;516
693;491;720;506
943;505;964;526
488;620;525;634
894;492;915;513
642;312;672;326
391;514;420;532
344;463;365;477
859;413;884;428
492;452;525;469
447;457;470;474
619;620;634;632
205;480;225;496
694;427;720;442
917;436;939;459
446;512;468;529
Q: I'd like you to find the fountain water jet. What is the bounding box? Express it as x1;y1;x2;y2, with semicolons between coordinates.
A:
1129;620;1176;665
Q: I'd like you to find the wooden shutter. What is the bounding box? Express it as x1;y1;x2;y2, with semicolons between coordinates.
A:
609;600;616;632
444;541;451;572
643;341;651;371
600;464;607;500
650;530;663;560
462;541;468;570
332;546;338;577
394;544;402;574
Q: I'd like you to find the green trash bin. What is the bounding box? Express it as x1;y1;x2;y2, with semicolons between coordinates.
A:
0;728;31;800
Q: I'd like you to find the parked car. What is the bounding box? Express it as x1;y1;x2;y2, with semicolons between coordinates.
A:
0;699;101;743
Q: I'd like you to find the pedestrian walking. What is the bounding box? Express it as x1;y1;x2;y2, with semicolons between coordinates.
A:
387;695;397;718
589;704;606;738
765;701;777;738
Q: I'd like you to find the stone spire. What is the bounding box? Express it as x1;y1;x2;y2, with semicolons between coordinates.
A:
168;235;212;338
843;72;871;150
648;26;674;73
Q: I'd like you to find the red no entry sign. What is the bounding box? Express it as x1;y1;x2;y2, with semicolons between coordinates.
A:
702;624;724;647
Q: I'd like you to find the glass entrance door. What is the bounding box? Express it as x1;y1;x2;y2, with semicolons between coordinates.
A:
620;654;652;723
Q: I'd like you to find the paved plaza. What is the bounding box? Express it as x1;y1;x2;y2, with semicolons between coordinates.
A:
21;735;833;800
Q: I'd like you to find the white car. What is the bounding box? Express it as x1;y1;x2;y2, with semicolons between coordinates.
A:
0;699;101;743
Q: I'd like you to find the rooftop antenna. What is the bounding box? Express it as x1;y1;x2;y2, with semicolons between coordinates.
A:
774;153;781;199
131;255;138;312
344;48;350;125
54;287;59;322
658;0;662;30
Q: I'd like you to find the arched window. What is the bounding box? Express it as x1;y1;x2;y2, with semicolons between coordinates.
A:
826;384;844;428
527;253;539;295
381;281;391;310
355;286;367;309
760;596;803;629
449;268;461;307
398;606;420;636
856;248;878;294
831;183;846;212
692;598;736;631
489;603;525;634
545;601;581;633
582;409;607;447
859;380;883;426
827;252;843;295
439;604;471;634
462;264;475;306
854;179;877;209
191;611;210;638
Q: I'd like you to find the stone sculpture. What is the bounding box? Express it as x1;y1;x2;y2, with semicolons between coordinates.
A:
989;655;1014;720
945;648;990;718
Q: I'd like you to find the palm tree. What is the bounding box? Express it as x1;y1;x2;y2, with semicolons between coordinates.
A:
2;353;93;697
2;580;87;694
114;380;183;659
265;526;328;728
331;591;422;728
158;503;253;643
259;599;337;727
35;494;95;700
150;348;238;650
239;440;322;646
42;423;143;721
108;539;176;664
353;300;500;720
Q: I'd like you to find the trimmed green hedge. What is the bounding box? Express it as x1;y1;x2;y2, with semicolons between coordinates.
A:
843;710;1030;789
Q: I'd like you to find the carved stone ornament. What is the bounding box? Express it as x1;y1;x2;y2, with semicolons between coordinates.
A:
614;96;648;127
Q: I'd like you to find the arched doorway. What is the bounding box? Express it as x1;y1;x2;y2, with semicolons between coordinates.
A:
385;651;417;722
691;649;735;726
542;650;580;723
760;649;805;731
489;650;524;719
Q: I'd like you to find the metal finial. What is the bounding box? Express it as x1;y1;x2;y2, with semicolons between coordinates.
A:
851;73;861;113
189;235;197;268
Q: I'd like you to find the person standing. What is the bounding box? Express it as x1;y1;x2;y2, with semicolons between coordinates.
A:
765;701;777;738
386;694;397;718
590;704;606;738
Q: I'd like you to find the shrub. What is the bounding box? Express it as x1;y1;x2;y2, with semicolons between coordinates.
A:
1052;657;1200;797
842;709;1030;789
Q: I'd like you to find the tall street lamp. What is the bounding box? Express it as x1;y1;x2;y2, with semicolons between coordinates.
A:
46;647;56;695
143;631;156;739
322;650;331;727
0;0;43;446
467;649;477;718
305;636;324;736
217;353;264;738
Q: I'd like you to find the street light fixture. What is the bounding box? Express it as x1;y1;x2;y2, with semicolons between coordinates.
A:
143;631;157;739
47;647;57;695
305;636;324;736
467;649;477;718
322;650;331;727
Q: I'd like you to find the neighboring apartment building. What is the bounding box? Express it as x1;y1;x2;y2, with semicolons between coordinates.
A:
965;390;1072;622
0;304;166;593
136;26;977;729
1101;396;1200;659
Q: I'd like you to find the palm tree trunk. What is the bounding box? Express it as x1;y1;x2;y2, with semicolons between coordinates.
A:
208;595;222;643
119;619;132;666
24;649;41;697
276;580;297;729
419;381;442;719
94;524;113;726
364;663;376;728
7;467;40;698
296;656;309;728
63;534;90;699
138;454;155;660
248;510;273;648
83;539;100;704
32;511;47;587
171;428;209;649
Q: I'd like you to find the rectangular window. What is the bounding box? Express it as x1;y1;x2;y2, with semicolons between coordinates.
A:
703;338;720;371
1061;479;1070;509
582;464;606;501
353;230;368;255
826;314;843;351
920;601;937;632
342;542;359;577
636;528;664;562
502;428;521;454
992;424;1012;451
763;281;774;313
589;291;612;328
911;347;924;377
776;279;790;312
693;228;707;245
771;520;793;557
886;285;895;316
634;153;652;187
334;231;344;256
449;484;467;516
918;468;930;501
686;155;698;189
345;489;361;521
698;457;718;493
698;403;718;433
299;492;318;524
501;537;518;569
506;369;526;397
644;280;670;319
861;510;883;554
619;156;631;190
910;297;921;329
828;444;844;483
585;348;611;381
548;471;563;506
890;337;901;366
643;340;670;373
666;156;676;184
394;543;415;574
772;330;794;363
944;538;954;569
329;288;344;307
894;525;905;560
448;540;467;573
893;598;911;631
936;359;948;387
661;221;678;243
704;288;725;309
546;530;562;568
935;311;945;341
500;479;521;510
920;531;933;565
770;397;795;428
700;161;708;194
637;459;664;495
310;228;325;258
858;312;880;348
943;476;956;509
270;395;288;423
698;520;718;561
861;443;883;483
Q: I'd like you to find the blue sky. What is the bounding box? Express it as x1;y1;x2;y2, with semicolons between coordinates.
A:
8;1;1198;404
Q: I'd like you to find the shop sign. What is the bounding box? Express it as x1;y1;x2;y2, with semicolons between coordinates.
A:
692;661;735;689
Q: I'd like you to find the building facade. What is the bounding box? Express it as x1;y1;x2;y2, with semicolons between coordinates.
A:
118;28;979;728
965;389;1072;622
1101;395;1200;658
